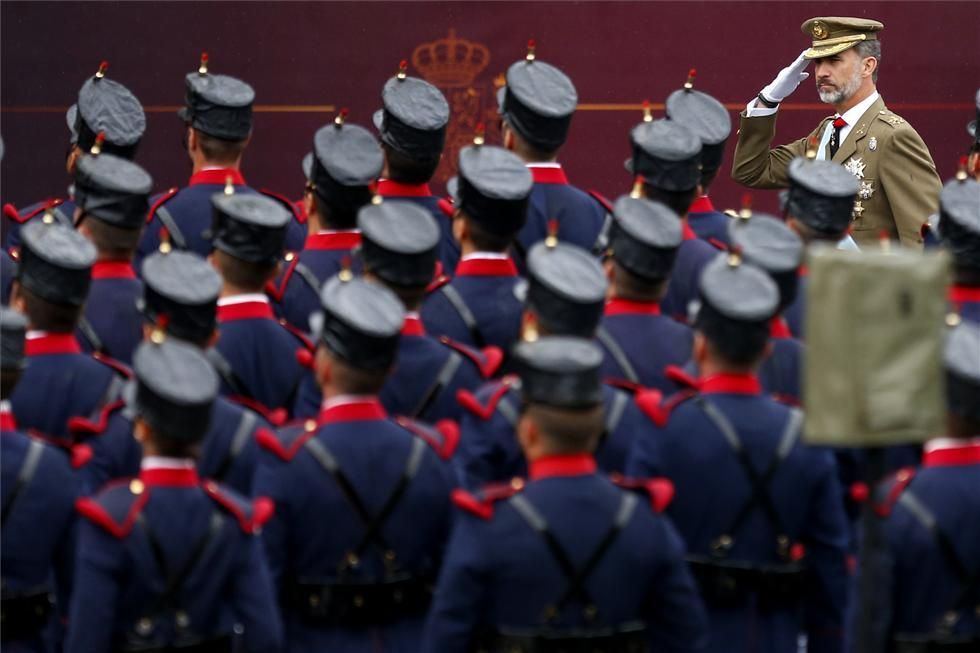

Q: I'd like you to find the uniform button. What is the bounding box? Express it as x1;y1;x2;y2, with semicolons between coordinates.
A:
136;618;153;635
304;419;317;432
510;477;525;490
285;252;295;262
897;470;911;482
129;479;145;495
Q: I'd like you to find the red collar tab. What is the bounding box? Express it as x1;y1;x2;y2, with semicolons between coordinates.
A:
319;398;388;423
92;260;137;280
530;454;598;480
949;285;980;303
139;467;200;487
455;257;518;277
25;333;82;356
688;196;716;214
605;298;661;316
832;117;848;129
216;301;275;322
305;231;361;251
401;315;425;337
923;443;980;468
189;168;246;187
528;166;569;185
0;411;16;431
682;220;697;241
699;373;762;395
770;317;792;339
377;179;433;197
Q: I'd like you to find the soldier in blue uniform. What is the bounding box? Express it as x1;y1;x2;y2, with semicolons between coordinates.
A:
876;321;980;651
3;62;146;250
627;253;850;653
938;173;980;323
626;114;718;321
254;274;458;652
268;113;383;332
424;336;708;652
1;308;78;652
8;219;128;443
81;248;268;496
67;338;281;652
208;191;312;423
137;54;304;265
372;61;459;272
72;148;153;364
781;153;860;338
497;41;606;263
597;194;694;393
666;70;734;248
728;213;805;405
421;136;532;352
457;235;664;487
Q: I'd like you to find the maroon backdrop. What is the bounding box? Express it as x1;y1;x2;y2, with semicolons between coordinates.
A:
2;1;977;214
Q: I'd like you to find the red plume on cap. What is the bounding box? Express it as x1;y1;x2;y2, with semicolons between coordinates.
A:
334;107;349;128
739;192;753;218
473;122;486;146
526;38;536;62
630;175;644;199
397;59;408;80
956;155;969;181
199;51;209;75
684;68;697;90
91;131;106;155
338;255;353;282
642;100;653;122
545;218;559;247
95;60;109;79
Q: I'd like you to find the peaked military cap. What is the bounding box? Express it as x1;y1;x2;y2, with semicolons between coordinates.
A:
452;143;533;236
626;118;702;192
359;200;440;288
1;307;27;371
801;17;884;59
133;338;219;442
514;336;603;408
140;250;222;344
728;214;803;310
372;69;449;159
609;195;683;282
938;176;980;271
177;55;255;141
312;275;404;371
70;66;146;159
304;118;384;220
666;79;731;175
74;152;153;230
945;321;980;421
786;157;859;235
209;193;291;264
524;240;607;338
17;219;96;307
499;47;578;152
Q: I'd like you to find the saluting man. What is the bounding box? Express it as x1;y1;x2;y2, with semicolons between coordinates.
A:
732;17;942;248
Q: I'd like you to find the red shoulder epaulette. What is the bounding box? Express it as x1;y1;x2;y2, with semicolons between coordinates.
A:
451;478;526;520
267;254;300;303
873;467;917;518
67;399;126;437
395;416;460;460
3;199;63;225
707;237;727;251
635;388;697;428
277;317;314;352
92;352;134;379
259;188;307;225
255;422;315;462
75;480;149;538
456;376;517;421
27;429;94;469
439;337;503;379
664;365;699;390
437;197;454;218
226;396;287;427
202;480;275;534
426;273;452;295
771;393;802;408
587;189;614;214
145;187;179;224
610;473;675;513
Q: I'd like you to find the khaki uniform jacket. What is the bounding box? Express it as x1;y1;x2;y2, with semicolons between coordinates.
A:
731;96;942;249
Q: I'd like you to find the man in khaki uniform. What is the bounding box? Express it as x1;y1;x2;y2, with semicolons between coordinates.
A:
732;17;942;248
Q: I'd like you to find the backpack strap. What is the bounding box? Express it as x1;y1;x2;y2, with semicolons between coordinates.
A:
409;351;462;420
153;204;188;250
209;409;258;482
77;315;106;356
1;439;45;526
595;326;640;385
438;284;486;348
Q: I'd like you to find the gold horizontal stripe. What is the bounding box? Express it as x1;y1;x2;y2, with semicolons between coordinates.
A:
810;34;869;47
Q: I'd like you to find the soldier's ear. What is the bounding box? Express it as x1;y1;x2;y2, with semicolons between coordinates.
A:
9;281;24;313
517;412;538;453
314;346;333;389
452;213;467;243
861;56;878;79
692;331;708;369
187;127;198;152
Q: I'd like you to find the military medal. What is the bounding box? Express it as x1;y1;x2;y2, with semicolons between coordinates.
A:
859;181;875;200
868;137;878;151
844;157;866;179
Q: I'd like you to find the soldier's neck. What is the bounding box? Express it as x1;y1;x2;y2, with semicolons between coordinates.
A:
834;84;877;116
191;157;242;175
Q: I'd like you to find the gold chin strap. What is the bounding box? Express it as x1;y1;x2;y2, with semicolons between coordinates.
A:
811;33;869;48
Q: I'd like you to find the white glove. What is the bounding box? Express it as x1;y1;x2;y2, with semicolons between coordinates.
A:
759;50;811;104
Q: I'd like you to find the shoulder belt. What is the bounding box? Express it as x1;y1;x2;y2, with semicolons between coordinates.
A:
76;481;150;538
395;416;460;461
426;273;452;295
68;373;128;436
634;388;697;428
437;284;486;349
873;467;917;518
410;350;463;419
205;348;286;425
2;199;64;225
281;259;323;300
604;388;630;437
450;480;525;520
77;316;106;355
1;438;46;526
259;188;306;224
210;409;258;482
456;376;519;421
595;326;640;385
609;473;675;513
255;422;315;462
439;337;503;379
202;480;275;534
147;188;184;249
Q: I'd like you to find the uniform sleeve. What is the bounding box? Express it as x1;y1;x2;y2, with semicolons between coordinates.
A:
53;458;81;620
422;516;492;653
455;412;513;490
877;126;942;248
731;112;815;189
253;456;290;589
801;451;851;653
644;517;709;652
232;533;283;653
65;520;126;653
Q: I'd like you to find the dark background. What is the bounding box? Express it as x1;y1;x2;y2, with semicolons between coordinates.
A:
2;1;977;213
